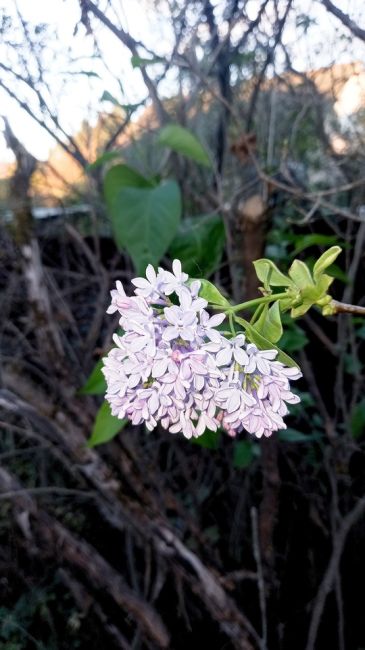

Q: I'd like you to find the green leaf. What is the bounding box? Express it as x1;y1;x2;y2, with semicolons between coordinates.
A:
279;428;322;443
101;90;121;106
253;258;293;289
87;151;122;171
191;429;220;449
313;246;342;279
288;259;314;289
279;320;308;352
344;353;362;376
87;401;127;447
79;360;106;395
326;263;349;284
169;213;225;277
350;399;365;439
292;234;339;255
106;178;181;273
254;301;283;343
104;164;153;197
355;322;365;340
158;124;212;167
197;279;230;307
131;55;164;68
100;92;142;114
233;440;256;468
314;273;334;295
234;316;299;368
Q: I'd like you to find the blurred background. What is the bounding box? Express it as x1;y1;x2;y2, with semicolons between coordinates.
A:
0;1;365;648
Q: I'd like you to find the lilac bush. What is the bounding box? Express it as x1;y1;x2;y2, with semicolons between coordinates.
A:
102;260;302;439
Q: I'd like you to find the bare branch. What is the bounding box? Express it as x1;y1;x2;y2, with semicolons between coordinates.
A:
320;0;365;42
306;496;365;650
79;0;169;125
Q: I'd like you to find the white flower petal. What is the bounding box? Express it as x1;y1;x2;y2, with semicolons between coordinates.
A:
172;259;182;277
162;326;178;341
227;392;241;413
216;347;232;367
208;313;226;327
152;358;169;378
234;347;249;366
145;264;157;284
131;277;150;289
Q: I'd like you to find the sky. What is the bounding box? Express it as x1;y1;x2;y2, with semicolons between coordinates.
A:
0;0;364;164
0;0;172;162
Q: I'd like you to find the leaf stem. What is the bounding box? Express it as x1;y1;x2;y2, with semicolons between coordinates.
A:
227;292;290;314
229;312;236;336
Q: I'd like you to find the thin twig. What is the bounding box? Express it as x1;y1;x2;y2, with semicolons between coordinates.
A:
306;496;365;650
0;487;94;501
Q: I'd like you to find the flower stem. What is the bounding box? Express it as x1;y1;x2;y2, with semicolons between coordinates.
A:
228;292;289;314
229;312;236;336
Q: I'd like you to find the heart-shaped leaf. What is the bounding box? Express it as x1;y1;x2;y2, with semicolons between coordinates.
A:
106;178;182;273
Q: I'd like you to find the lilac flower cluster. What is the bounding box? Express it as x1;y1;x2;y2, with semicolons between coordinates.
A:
103;260;301;439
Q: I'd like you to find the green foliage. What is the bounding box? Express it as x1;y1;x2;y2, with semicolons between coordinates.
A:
158;124;211;167
279;318;308;352
169;213;225;277
253;258;294;290
253;246;341;319
87;401;127;447
292;233;339;255
0;589;57;650
79;360;106;395
344;353;362;376
100;90;120;105
288;259;314;289
104;164;181;273
191;429;220;449
104;164;153;196
100;91;142;115
313;246;342;280
131;55;164;68
350;400;365;439
255;301;283;343
325;263;349;284
354;320;365;339
197;279;230;307
87;151;122;171
233;439;259;468
278;428;323;442
234;316;299;368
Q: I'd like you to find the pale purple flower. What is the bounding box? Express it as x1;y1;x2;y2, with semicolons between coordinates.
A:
198;310;226;339
107;280;132;314
163;305;197;341
103;260;302;440
244;343;278;374
206;333;249;367
160;259;189;295
162;289;206;342
131;264;166;303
